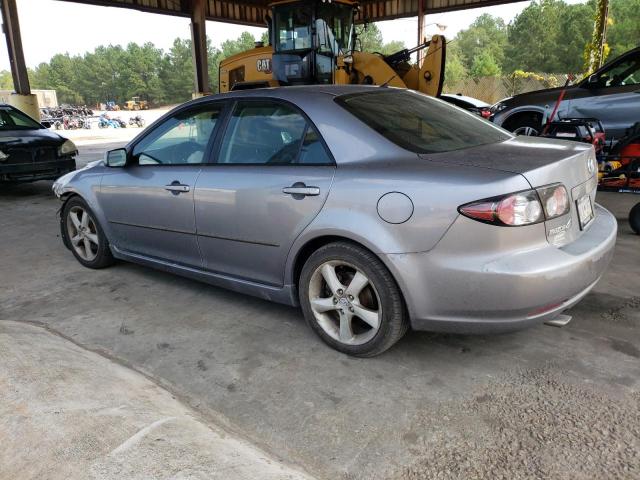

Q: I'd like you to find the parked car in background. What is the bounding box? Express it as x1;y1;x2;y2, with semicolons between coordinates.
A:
491;46;640;139
0;104;77;182
53;86;616;356
439;93;491;118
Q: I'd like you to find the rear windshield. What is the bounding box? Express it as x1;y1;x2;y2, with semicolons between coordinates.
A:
0;107;42;130
336;90;510;154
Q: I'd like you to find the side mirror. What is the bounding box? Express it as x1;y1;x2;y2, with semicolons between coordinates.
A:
586;74;599;87
105;148;127;167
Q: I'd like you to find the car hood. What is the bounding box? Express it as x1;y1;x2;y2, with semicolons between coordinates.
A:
0;128;65;147
500;84;578;108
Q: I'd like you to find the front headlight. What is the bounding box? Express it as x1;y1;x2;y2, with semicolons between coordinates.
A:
58;139;77;156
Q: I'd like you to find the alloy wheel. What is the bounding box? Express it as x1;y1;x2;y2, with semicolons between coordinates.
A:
308;260;382;346
66;205;99;261
513;125;539;136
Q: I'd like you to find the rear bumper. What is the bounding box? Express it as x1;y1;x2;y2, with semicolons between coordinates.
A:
383;204;617;333
0;157;76;182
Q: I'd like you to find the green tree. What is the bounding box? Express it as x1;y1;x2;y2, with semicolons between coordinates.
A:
159;38;195;104
221;31;260;58
122;42;165;104
607;0;640;58
356;23;384;53
470;50;501;77
444;42;468;86
0;70;13;89
260;30;270;46
504;0;591;73
456;14;507;72
380;40;406;56
42;53;83;104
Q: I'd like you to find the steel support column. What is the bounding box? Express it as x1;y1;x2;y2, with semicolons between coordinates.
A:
189;0;210;94
417;0;424;66
1;0;30;94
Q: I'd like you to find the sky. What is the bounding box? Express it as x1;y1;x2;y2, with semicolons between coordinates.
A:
0;0;586;71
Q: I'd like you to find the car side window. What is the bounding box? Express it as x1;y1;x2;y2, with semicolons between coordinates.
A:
0;108;41;129
132;105;223;165
596;53;640;87
217;100;332;165
298;126;333;165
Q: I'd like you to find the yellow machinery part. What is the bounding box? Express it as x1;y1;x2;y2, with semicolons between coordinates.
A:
419;35;446;96
350;52;407;87
219;36;446;96
400;35;446;96
219;46;275;93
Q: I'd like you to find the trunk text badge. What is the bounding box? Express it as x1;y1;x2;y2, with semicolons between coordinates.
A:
548;218;572;245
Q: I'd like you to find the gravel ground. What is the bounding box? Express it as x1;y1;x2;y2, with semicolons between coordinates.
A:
395;364;639;480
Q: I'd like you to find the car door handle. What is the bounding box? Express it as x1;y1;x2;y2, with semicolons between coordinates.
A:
165;183;190;193
282;185;320;196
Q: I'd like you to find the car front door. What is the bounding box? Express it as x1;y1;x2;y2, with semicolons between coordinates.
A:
568;50;640;138
99;103;225;267
194;99;335;286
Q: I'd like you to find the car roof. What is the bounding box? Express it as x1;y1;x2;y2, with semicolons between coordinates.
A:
169;85;415;166
188;84;398;106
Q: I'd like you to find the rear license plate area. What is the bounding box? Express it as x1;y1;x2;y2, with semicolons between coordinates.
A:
576;195;594;229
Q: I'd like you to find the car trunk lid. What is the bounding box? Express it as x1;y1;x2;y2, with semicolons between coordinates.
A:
420;136;598;246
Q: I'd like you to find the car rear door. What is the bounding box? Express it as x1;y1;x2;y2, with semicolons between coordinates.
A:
99;103;226;267
568;50;640;138
194;99;335;286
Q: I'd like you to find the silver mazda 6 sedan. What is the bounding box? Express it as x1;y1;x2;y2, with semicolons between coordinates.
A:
53;86;617;356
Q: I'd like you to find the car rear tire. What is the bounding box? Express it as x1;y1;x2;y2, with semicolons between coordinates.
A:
299;242;408;357
62;197;114;269
629;202;640;235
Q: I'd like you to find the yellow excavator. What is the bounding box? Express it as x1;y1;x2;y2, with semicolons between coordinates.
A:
219;0;446;96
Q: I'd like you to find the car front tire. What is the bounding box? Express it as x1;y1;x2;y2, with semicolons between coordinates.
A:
506;113;543;136
62;196;114;269
299;242;408;357
629;202;640;235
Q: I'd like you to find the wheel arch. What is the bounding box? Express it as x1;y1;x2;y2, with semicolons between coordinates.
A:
287;234;409;313
58;192;81;250
501;109;545;132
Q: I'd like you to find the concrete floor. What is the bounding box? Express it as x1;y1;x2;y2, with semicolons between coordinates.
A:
1;321;314;480
1;145;639;479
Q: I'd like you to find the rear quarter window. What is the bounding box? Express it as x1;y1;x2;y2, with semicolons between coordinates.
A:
336;90;511;154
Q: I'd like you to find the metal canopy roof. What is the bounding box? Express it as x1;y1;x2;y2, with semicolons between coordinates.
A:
59;0;526;27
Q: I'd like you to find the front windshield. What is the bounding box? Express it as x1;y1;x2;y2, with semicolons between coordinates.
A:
274;5;313;52
316;3;353;55
0;107;42;130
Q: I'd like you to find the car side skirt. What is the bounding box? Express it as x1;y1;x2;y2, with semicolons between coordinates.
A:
110;246;299;307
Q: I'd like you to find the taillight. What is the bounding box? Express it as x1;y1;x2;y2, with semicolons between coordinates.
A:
459;184;569;227
480;109;491;119
537;184;569;219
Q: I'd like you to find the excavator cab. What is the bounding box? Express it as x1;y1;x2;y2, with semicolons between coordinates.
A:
218;0;445;96
270;0;356;85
